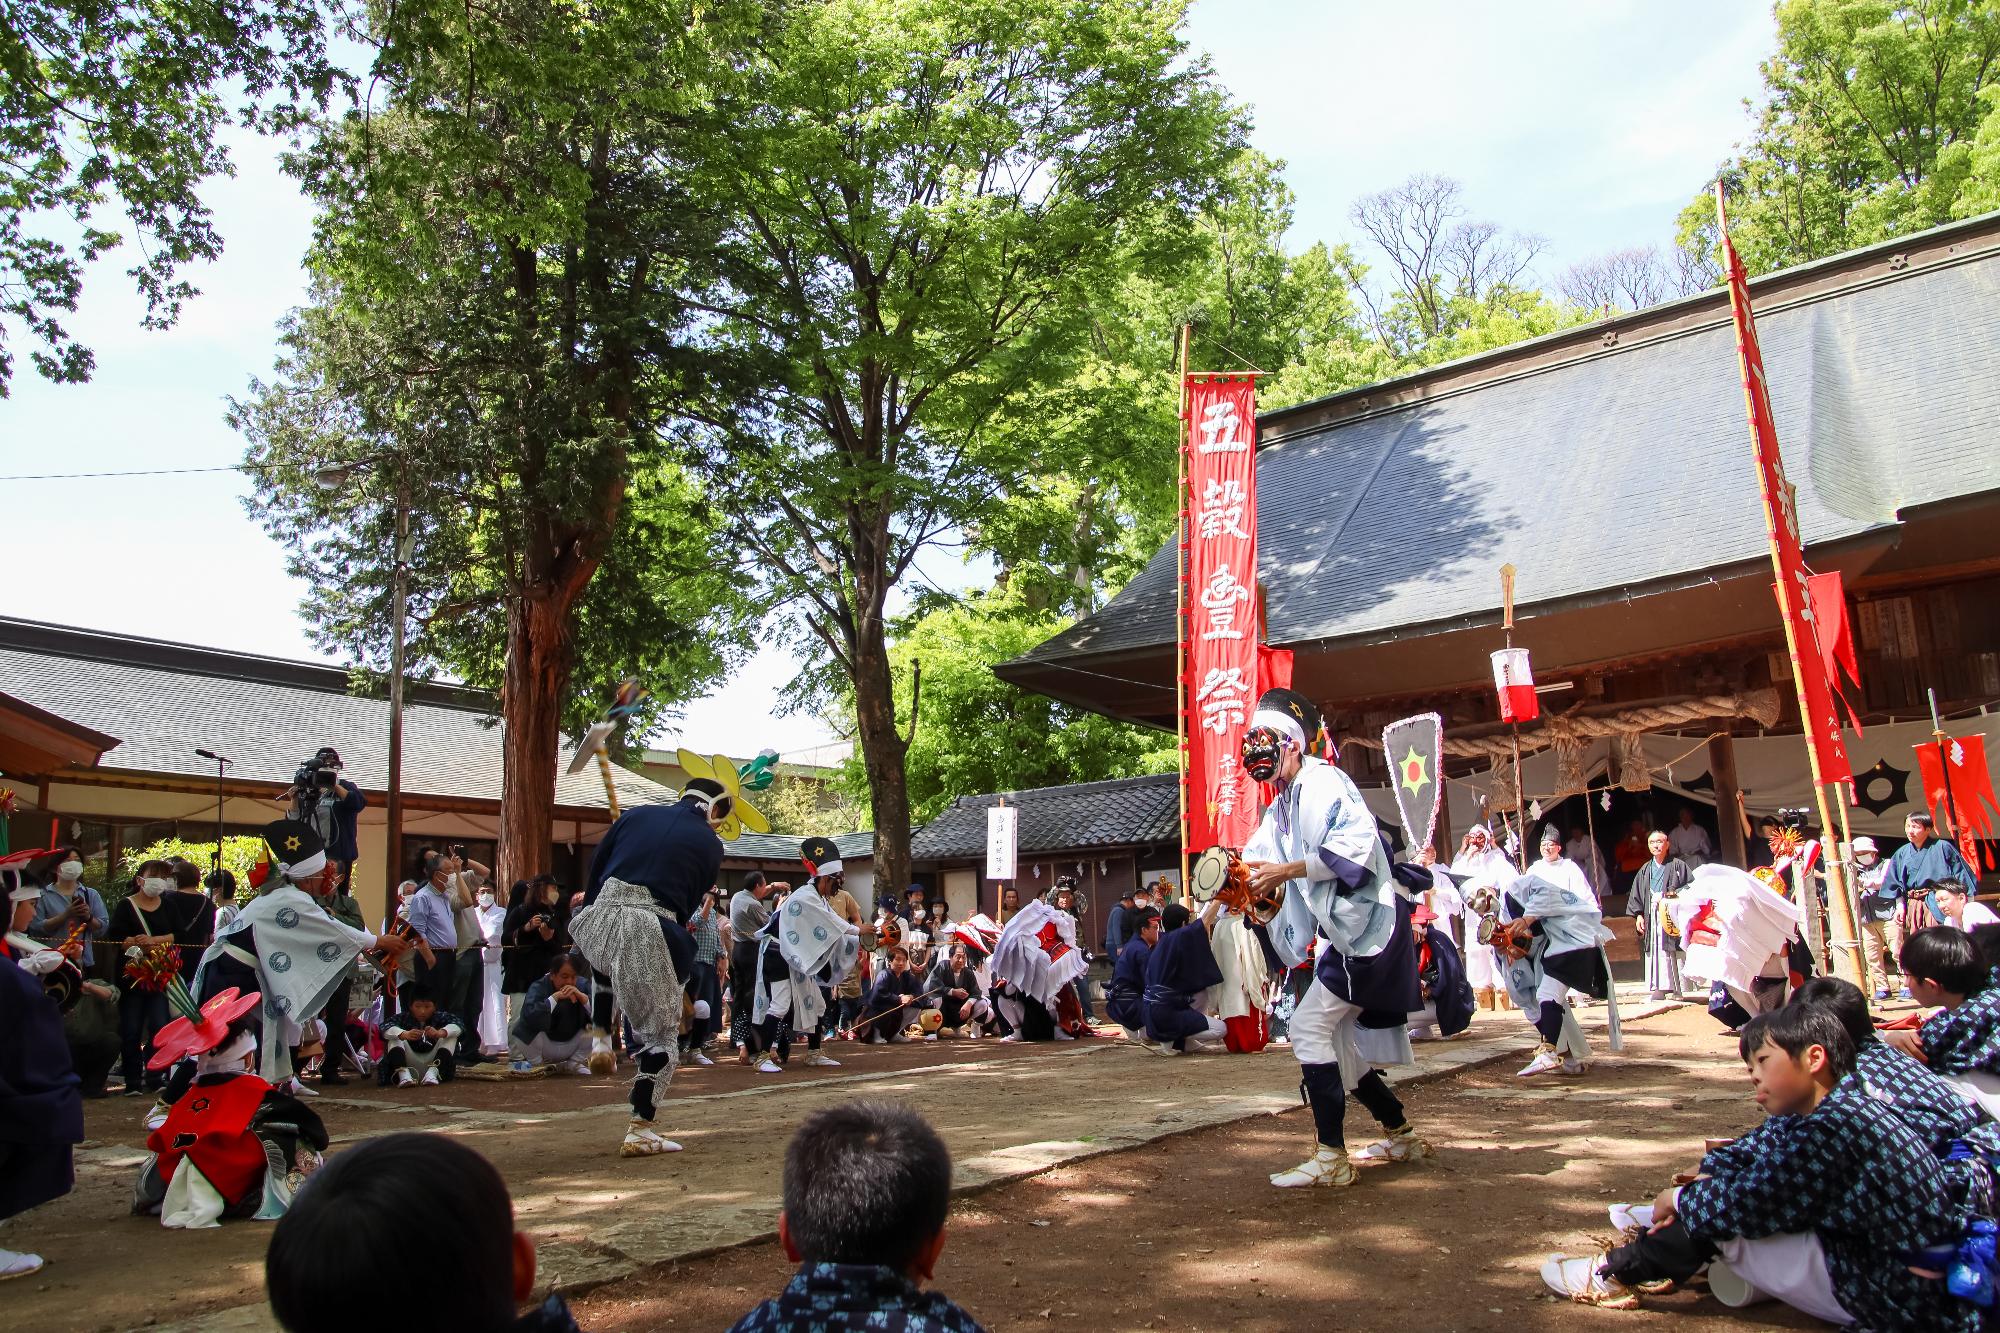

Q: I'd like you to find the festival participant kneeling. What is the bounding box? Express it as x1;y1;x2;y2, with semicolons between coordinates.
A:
1541;1005;1976;1328
1497;824;1619;1078
1238;688;1428;1188
1143;901;1226;1054
508;954;592;1073
379;985;461;1087
926;943;991;1039
133;985;327;1226
266;1132;580;1333
1886;926;2000;1117
569;777;732;1157
1105;907;1159;1041
858;946;922;1043
729;1101;983;1332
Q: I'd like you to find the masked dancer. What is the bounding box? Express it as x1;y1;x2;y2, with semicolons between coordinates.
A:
569;779;730;1157
1241;688;1427;1188
1493;825;1619;1077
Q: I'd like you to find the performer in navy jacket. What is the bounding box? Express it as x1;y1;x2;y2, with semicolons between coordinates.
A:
1106;907;1160;1036
570;779;732;1159
1144;901;1226;1052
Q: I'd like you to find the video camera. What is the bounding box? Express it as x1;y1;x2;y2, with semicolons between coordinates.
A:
1777;806;1812;832
293;746;344;794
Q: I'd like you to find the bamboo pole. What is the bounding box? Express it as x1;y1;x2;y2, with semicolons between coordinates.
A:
1715;185;1863;987
1501;564;1528;871
1176;322;1193;901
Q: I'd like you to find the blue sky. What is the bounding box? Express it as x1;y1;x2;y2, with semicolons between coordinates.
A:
0;1;1775;757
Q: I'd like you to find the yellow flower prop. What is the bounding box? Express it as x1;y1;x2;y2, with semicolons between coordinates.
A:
675;748;771;841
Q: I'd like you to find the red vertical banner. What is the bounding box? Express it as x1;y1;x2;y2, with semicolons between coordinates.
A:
1184;375;1260;852
1718;210;1853;784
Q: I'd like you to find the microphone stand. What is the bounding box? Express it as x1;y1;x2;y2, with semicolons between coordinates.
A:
195;749;232;878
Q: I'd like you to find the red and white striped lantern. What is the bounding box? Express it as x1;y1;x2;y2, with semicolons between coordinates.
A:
1492;647;1540;724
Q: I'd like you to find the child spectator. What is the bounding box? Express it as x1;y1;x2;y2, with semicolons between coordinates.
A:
858;947;920;1044
729;1101;982;1332
266;1132;577;1333
1542;1005;1973;1327
509;955;592;1073
380;986;461;1087
1889;926;2000;1115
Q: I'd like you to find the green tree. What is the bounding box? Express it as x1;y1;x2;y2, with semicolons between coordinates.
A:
1677;0;2000;275
687;0;1244;899
0;0;342;392
761;776;870;838
238;0;759;887
849;594;1174;824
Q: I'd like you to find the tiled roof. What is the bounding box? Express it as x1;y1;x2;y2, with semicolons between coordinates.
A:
910;773;1179;861
722;830;873;864
0;618;670;812
1007;213;2000;673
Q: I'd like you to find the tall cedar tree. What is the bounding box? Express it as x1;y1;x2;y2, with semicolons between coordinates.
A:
239;1;758;888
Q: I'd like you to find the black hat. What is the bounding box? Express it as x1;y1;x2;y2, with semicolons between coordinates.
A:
1251;687;1322;749
261;819;327;880
801;836;843;879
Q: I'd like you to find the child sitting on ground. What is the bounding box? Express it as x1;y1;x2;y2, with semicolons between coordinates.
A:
729;1100;983;1332
1540;1004;1974;1327
1888;926;2000;1116
380;986;461;1087
509;954;592;1074
266;1131;578;1333
858;947;921;1044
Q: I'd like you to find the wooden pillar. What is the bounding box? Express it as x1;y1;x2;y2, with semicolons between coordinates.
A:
1709;732;1747;868
1432;767;1455;859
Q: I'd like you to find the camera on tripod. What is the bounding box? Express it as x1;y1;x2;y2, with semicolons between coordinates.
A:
1776;806;1811;832
290;747;346;818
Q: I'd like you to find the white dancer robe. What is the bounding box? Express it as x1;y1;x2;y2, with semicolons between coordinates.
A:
1245;755;1402;1088
1451;844;1516;991
1204;911;1271;1022
477;901;507;1051
1677;864;1802;1016
193;883;376;1082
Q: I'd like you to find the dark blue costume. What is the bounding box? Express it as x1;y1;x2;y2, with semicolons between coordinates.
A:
0;950;82;1225
582;796;725;989
1144;923;1222;1050
1679;1075;1976;1331
1416;920;1475;1037
1106;934;1151;1032
859;968;921;1041
1919;986;2000;1077
729;1262;984;1332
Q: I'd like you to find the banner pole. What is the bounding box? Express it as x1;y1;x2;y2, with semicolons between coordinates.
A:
1501;564;1528;870
1176;322;1192;903
1928;687;1967;839
1715;184;1862;987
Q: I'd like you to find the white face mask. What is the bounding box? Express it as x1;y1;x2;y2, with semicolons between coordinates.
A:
477;892;494;908
57;860;83;882
139;876;173;897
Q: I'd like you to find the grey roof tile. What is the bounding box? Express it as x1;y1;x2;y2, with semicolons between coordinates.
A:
910;773;1180;861
1014;232;2000;667
0;628;669;812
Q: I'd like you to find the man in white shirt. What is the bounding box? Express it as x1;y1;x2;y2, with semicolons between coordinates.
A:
1665;808;1714;867
1933;879;2000;933
1563;827;1608;898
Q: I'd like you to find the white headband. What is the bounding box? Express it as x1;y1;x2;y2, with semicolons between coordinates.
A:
812;859;844;879
1250;708;1306;748
281;850;328;881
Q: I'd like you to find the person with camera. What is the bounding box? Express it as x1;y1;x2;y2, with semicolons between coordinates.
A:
501;875;570;1032
290;748;367;885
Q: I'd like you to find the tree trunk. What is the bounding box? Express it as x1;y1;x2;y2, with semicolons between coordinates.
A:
851;611;911;909
498;586;577;891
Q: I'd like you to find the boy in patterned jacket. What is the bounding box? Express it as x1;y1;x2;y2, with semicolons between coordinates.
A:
1889;926;2000;1117
1542;1004;1976;1328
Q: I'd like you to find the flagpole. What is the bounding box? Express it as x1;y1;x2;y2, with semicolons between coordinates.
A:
1501;564;1528;871
1928;687;1967;840
1176;322;1193;901
1715;184;1863;988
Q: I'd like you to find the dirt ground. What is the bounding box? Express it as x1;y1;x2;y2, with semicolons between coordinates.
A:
10;996;1836;1332
571;1004;1819;1333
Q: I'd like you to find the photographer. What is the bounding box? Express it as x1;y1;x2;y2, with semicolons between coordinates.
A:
26;845;106;968
290;747;367;881
500;875;570;1030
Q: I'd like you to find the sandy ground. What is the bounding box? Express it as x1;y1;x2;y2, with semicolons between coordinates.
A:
7;992;1820;1332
